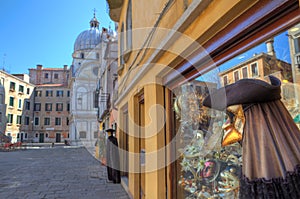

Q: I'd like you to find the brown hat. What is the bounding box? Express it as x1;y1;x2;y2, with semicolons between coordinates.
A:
105;128;115;132
202;76;281;110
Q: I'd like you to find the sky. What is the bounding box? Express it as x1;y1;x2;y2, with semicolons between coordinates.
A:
0;0;114;74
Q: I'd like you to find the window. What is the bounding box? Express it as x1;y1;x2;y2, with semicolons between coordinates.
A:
19;85;24;93
223;76;228;86
17;115;22;125
44;118;50;125
56;90;63;97
45;103;52;111
35;133;38;138
67;90;70;97
80;53;84;59
126;0;132;51
234;71;240;82
25;101;30;110
0;112;2;122
55;117;61;125
54;74;59;79
25;133;27;138
27;88;30;95
45;73;49;78
56;103;63;111
251;62;259;76
94;91;99;108
242;67;248;78
79;131;86;138
24;116;30;125
66;117;69;125
46;90;53;97
34;117;39;125
35;90;42;97
10;82;15;91
96;53;100;59
18;99;22;109
94;131;98;139
46;133;48;138
9;96;14;106
7;114;13;124
119;23;125;66
34;103;41;111
0;94;3;104
294;37;300;53
67;103;70;111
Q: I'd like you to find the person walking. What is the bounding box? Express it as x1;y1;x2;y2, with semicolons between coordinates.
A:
106;128;121;183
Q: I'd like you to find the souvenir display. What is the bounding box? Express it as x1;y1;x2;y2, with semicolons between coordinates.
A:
175;82;242;199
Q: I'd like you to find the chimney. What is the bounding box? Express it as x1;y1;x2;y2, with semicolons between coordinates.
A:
64;65;68;70
37;64;43;70
265;38;276;57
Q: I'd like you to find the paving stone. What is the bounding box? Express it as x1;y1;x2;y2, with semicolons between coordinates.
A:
0;147;130;199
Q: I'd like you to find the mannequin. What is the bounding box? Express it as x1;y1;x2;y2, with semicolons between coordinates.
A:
203;76;300;198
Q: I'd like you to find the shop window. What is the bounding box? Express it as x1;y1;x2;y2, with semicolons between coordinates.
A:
79;131;86;138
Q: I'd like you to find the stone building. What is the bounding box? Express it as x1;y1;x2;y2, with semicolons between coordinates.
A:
28;65;70;143
219;39;293;86
69;13;115;154
0;70;35;143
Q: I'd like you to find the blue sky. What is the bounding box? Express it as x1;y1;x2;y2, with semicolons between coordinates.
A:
0;0;114;74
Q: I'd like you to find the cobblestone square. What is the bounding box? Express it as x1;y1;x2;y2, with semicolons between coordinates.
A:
0;147;129;199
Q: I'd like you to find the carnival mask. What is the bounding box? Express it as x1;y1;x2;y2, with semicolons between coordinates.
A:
221;105;245;147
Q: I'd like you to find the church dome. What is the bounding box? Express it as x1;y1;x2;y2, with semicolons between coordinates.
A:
74;14;101;51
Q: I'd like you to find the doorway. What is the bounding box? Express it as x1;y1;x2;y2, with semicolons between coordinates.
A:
39;133;44;143
56;133;61;143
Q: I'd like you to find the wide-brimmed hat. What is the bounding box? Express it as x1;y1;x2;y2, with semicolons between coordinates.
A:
203;76;281;110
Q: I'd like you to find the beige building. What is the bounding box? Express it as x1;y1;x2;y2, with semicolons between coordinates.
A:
107;0;300;198
219;40;293;86
28;65;70;143
0;70;35;143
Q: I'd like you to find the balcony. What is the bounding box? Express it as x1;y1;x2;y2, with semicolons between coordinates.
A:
98;93;110;120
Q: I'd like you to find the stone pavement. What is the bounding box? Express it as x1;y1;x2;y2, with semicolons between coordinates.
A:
0;147;130;199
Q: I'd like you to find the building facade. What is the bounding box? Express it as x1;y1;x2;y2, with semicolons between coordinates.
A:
0;83;7;142
0;70;35;143
107;0;300;198
69;13;115;154
28;65;70;143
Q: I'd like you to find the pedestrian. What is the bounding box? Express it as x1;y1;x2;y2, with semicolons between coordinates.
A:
105;128;121;183
203;76;300;198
